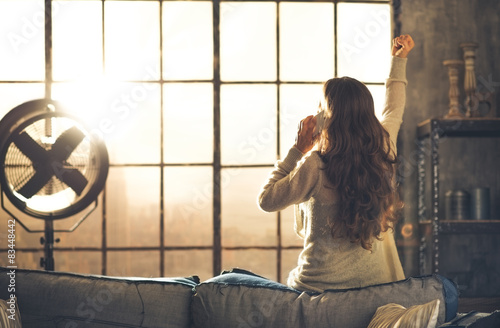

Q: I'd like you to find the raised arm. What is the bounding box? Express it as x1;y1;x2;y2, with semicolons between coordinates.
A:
381;35;415;151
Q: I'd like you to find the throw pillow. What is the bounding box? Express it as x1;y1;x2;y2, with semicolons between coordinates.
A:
367;299;440;328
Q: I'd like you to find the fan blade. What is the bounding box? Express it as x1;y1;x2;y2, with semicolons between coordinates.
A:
12;131;49;164
51;126;85;161
56;167;88;195
16;167;53;199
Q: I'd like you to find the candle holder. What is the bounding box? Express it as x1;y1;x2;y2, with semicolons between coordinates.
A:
443;59;464;118
460;42;479;117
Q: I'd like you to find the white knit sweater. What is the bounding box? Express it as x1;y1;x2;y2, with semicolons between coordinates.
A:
258;56;408;293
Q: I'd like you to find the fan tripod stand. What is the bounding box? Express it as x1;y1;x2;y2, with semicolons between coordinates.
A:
40;220;57;271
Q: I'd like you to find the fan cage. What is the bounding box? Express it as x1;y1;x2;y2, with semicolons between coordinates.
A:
0;108;109;220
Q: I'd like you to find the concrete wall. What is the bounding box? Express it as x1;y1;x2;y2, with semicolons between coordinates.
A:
396;0;500;296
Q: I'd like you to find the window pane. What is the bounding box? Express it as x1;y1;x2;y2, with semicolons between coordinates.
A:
107;251;160;277
52;1;103;81
279;84;323;155
0;205;43;248
104;83;161;164
221;85;277;165
106;167;160;247
222;250;277;281
220;2;276;81
337;3;391;82
164;167;212;247
108;83;161;164
53;251;101;275
0;251;43;271
280;2;334;82
0;84;45;118
51;81;108;129
222;168;277;247
54;195;103;248
163;1;213;80
105;1;160;81
52;82;161;164
164;83;213;163
366;84;386;120
165;250;212;281
0;0;45;81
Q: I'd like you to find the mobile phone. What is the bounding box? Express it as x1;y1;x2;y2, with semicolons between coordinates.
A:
313;110;326;137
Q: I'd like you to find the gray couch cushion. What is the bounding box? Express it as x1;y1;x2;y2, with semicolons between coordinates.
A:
192;270;458;328
0;267;198;328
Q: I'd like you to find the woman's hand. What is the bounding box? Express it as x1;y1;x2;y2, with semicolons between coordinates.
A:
294;115;318;153
392;34;415;58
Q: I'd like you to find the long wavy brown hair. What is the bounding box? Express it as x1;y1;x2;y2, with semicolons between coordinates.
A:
318;77;401;251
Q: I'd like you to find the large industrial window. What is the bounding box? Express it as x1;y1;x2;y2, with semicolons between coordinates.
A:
0;0;391;282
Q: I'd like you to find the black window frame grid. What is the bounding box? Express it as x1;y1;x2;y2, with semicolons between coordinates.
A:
0;0;398;282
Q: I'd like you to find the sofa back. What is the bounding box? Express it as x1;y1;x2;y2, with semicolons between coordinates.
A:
191;269;458;328
0;267;198;328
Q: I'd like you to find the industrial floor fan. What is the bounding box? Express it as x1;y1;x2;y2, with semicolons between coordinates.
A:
0;99;109;270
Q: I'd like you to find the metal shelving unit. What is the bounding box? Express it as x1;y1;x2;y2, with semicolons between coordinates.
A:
416;118;500;275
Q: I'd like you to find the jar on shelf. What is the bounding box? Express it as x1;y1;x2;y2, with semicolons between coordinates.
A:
471;187;490;220
445;189;470;220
